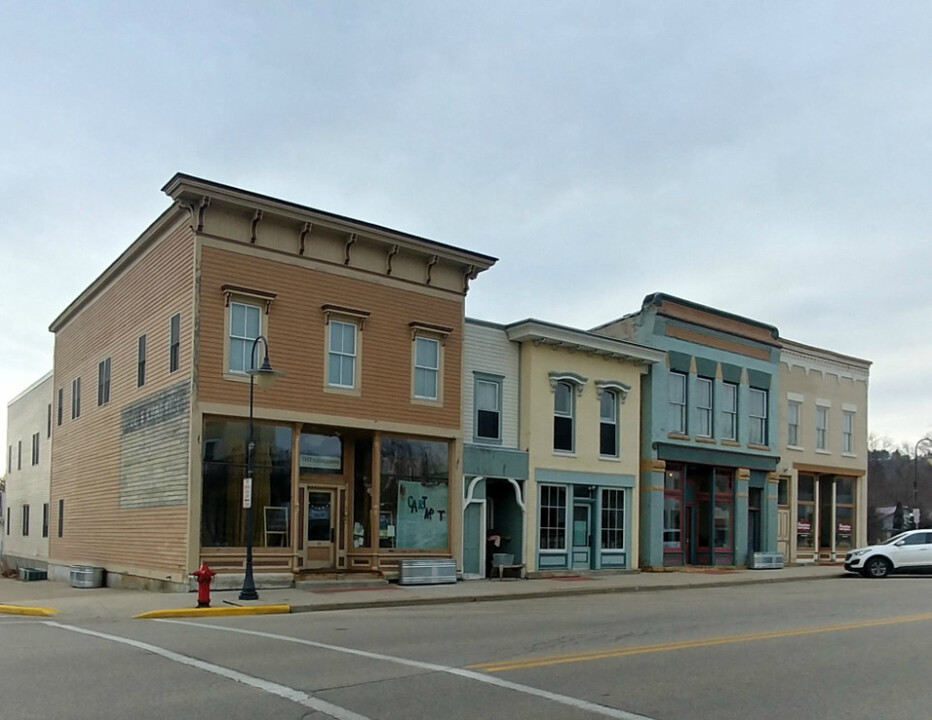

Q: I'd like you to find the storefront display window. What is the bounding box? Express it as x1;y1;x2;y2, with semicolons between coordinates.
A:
797;474;815;550
663;495;681;548
379;437;449;549
539;484;567;550
601;489;625;550
201;418;292;548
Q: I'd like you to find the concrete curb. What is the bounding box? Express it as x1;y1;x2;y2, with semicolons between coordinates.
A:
289;570;847;613
135;603;291;620
0;604;59;617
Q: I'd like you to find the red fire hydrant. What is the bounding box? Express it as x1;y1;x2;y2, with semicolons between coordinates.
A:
192;562;216;608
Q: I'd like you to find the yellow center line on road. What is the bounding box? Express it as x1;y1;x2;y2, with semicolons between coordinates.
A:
466;612;932;673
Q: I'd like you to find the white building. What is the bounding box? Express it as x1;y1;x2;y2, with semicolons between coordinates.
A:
4;372;53;571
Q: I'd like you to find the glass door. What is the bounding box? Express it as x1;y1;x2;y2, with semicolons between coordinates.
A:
305;488;337;569
572;503;592;569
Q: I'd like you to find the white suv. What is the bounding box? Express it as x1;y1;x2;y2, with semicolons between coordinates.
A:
844;530;932;578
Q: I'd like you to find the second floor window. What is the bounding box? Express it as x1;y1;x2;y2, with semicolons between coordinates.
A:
722;382;737;440
31;433;39;466
553;381;575;452
600;389;619;457
71;378;81;419
816;406;828;450
413;336;439;399
788;401;800;447
97;357;111;406
749;388;768;445
327;320;357;388
696;377;713;438
170;313;181;373
669;372;687;434
137;334;147;387
57;388;63;426
843;411;854;453
475;377;502;442
229;303;261;373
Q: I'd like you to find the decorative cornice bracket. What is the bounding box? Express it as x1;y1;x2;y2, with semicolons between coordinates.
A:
344;233;357;265
386;244;399;275
426;255;439;285
299;222;312;256
250;209;263;244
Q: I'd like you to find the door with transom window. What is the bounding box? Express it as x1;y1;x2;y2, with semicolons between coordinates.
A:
305;488;338;569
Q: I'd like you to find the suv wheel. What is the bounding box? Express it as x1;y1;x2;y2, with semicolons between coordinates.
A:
865;557;892;578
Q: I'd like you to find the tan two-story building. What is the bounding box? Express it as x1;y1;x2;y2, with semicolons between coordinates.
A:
48;174;494;589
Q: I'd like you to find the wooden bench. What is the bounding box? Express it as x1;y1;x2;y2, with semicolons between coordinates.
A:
491;563;527;580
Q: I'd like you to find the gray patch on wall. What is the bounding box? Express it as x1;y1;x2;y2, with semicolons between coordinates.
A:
120;382;191;508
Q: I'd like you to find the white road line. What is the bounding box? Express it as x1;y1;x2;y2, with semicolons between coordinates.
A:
44;621;372;720
160;619;658;720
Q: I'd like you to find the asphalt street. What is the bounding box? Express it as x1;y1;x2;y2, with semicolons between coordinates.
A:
2;575;931;720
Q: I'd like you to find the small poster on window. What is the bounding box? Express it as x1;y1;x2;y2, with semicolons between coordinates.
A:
395;480;448;549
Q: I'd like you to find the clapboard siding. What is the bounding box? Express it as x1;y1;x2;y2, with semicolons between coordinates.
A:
49;220;195;575
197;242;464;430
462;320;520;448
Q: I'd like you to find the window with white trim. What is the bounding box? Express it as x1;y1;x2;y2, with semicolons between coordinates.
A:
842;411;854;454
749;388;768;445
229;301;262;374
696;377;713;438
31;433;39;466
414;336;440;399
600;389;619;457
669;372;687;434
722;381;737;440
816;406;828;450
788;401;801;447
475;376;502;442
553;381;575;452
327;320;357;388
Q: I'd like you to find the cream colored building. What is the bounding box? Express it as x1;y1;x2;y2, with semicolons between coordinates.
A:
3;372;53;571
507;320;663;573
777;339;870;563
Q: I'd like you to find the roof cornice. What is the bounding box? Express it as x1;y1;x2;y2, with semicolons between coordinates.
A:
162;173;497;270
505;319;665;364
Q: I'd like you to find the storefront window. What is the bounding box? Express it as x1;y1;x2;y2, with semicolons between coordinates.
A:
299;431;342;475
663;495;681;548
379;437;449;549
539;484;567;550
201;419;292;548
714;500;732;548
353;441;372;548
835;505;854;551
601;489;625;550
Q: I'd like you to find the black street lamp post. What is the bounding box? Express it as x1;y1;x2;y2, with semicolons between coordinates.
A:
240;335;281;601
912;436;932;524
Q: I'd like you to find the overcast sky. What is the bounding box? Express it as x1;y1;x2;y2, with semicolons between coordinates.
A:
2;2;931;458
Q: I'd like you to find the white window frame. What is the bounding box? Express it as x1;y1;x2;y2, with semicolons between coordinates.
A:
599;389;619;457
600;488;626;550
788;401;801;447
816;406;828;450
31;433;39;466
749;388;768;445
842;411;854;454
413;335;440;400
669;372;687;434
553;380;576;453
228;301;263;375
474;374;503;444
722;381;737;441
539;484;568;551
327;319;358;389
696;377;713;438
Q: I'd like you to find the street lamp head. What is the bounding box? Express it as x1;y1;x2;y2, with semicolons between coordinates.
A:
248;353;283;391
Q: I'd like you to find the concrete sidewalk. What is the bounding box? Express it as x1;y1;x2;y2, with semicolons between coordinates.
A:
0;564;847;620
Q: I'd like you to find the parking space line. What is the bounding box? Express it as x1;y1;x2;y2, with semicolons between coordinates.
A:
467;611;932;672
160;619;658;720
44;621;372;720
